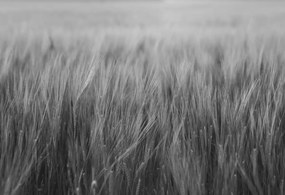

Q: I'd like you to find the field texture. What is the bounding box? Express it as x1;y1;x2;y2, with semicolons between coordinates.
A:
1;1;285;195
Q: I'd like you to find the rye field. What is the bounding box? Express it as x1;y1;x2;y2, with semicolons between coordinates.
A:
1;1;285;195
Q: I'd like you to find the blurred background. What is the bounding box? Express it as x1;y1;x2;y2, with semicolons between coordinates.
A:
0;0;284;35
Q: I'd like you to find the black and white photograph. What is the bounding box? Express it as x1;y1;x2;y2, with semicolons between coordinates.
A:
0;0;284;194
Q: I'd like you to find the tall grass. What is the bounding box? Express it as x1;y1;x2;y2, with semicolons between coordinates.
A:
1;32;285;195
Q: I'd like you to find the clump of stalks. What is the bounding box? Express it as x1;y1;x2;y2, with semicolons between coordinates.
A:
0;33;285;195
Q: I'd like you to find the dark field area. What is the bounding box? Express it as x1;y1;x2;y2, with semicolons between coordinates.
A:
1;1;285;195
